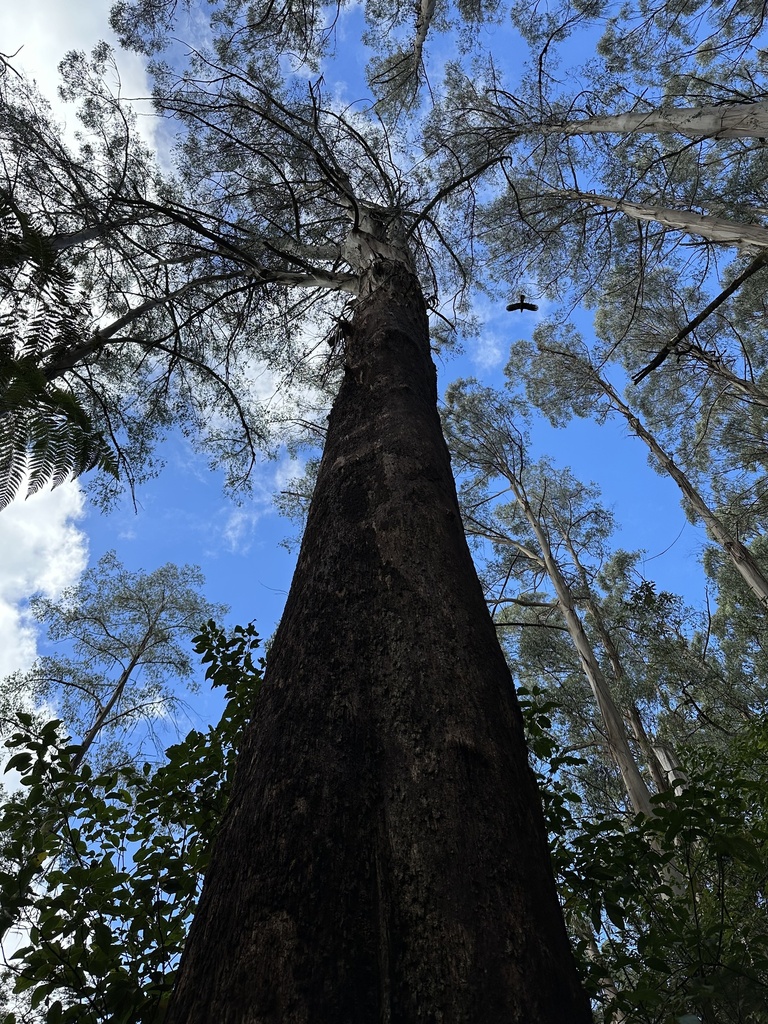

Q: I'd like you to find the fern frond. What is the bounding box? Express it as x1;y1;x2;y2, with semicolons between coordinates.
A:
0;413;29;509
0;368;118;509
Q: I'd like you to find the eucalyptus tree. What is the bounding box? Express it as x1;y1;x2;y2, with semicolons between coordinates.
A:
428;45;768;294
515;100;768;140
440;372;762;782
506;327;768;611
0;551;225;769
421;58;768;594
2;10;600;1022
419;0;768;528
460;55;768;600
0;552;224;943
19;0;764;1015
426;1;768;601
510;0;768;88
152;80;589;1024
703;535;768;704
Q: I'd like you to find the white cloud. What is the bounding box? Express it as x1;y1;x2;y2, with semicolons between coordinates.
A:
0;4;150;672
0;481;88;678
220;473;275;553
472;330;505;371
0;0;156;147
274;453;308;491
1;1;142;95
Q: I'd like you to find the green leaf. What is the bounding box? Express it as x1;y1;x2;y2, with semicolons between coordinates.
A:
604;901;626;929
4;751;33;773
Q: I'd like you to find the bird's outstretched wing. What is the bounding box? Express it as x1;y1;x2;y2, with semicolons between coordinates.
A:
506;294;539;313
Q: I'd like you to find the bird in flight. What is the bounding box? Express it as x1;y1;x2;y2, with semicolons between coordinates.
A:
506;294;539;312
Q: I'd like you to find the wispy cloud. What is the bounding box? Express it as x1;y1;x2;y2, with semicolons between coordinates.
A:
466;289;547;373
221;506;266;554
472;330;505;371
219;452;309;555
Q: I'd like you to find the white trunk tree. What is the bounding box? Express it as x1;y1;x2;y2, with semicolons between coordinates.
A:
540;343;768;610
556;101;768;140
554;189;768;250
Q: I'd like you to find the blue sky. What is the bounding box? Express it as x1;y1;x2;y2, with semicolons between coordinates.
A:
0;0;710;732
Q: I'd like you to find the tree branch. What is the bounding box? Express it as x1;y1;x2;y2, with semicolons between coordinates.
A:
632;252;768;384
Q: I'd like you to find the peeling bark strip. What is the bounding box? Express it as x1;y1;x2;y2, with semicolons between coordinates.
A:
166;264;592;1023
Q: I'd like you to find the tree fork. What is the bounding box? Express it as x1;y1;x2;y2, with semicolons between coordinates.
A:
166;263;592;1023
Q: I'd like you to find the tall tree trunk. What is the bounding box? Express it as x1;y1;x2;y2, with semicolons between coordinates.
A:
555;535;687;798
596;371;768;610
70;638;151;770
553;189;768;250
166;264;592;1023
557;101;768;139
508;487;654;817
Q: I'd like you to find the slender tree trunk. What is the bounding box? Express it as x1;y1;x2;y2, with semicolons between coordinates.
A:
553;188;768;250
556;530;674;801
498;99;768;141
596;372;768;610
540;343;768;611
507;487;654;817
70;638;150;770
557;101;768;139
556;539;685;798
166;263;592;1023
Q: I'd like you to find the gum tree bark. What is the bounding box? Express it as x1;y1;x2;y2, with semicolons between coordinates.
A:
556;101;768;139
166;262;593;1023
516;504;654;817
554;189;768;250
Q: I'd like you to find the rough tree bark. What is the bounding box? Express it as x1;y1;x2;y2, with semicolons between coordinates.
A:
166;263;592;1023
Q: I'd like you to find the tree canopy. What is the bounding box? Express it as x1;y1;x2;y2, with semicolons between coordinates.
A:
2;0;768;1019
